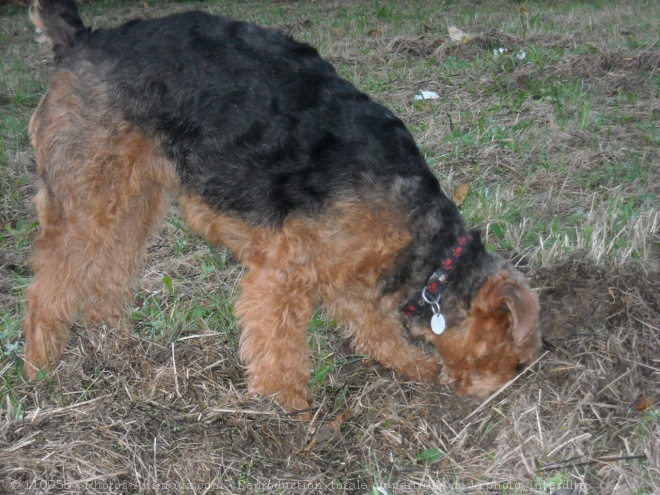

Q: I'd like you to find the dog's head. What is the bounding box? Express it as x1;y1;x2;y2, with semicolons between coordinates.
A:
410;269;541;395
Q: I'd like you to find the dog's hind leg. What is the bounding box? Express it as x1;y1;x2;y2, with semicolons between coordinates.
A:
23;72;174;377
23;144;171;377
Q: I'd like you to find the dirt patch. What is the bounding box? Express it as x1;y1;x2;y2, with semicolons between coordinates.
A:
386;35;446;57
555;50;660;78
552;50;660;96
534;255;659;340
532;256;659;396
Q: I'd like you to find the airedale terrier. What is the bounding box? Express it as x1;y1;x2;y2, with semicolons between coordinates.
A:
24;0;541;414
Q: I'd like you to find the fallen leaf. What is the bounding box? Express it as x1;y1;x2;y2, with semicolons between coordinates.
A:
453;183;469;206
448;26;470;43
630;395;654;412
326;409;351;429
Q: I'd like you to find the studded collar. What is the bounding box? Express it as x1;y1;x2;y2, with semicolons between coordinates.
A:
401;232;474;333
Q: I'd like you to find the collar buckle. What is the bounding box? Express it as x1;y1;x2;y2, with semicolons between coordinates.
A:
422;285;442;315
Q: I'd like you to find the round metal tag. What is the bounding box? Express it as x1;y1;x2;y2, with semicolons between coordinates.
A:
431;313;446;335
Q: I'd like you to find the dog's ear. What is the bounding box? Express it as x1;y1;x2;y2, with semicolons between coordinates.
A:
486;275;540;362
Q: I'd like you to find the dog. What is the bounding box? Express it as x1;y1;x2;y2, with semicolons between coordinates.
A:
24;0;541;414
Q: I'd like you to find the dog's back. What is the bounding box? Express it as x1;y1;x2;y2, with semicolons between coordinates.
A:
31;0;442;227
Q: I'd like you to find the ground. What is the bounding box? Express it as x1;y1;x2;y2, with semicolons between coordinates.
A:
0;0;658;494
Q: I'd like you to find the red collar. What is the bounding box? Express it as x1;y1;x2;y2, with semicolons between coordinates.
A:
401;232;474;318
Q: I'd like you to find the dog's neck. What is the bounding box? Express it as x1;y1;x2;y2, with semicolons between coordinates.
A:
400;231;474;327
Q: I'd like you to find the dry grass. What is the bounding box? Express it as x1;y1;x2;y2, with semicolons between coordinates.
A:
1;0;658;494
2;256;658;494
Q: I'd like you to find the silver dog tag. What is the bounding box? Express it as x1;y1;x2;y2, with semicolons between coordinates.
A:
431;313;446;335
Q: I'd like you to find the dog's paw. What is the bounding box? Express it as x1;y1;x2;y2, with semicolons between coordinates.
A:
411;356;446;384
278;392;314;421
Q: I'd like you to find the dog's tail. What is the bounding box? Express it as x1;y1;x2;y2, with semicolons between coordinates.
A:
30;0;87;52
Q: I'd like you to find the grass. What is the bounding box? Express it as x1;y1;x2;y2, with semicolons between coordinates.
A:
0;0;659;494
